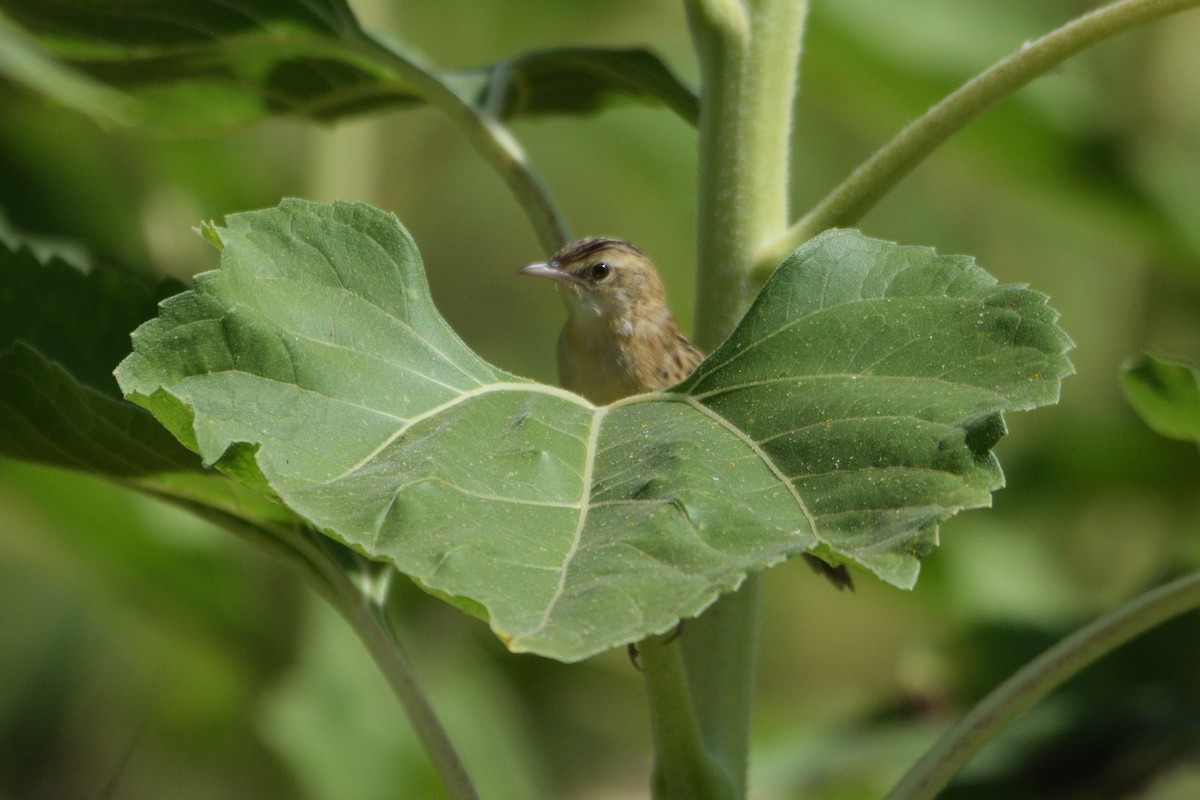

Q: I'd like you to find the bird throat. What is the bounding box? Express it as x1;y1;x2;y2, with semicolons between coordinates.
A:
556;304;644;404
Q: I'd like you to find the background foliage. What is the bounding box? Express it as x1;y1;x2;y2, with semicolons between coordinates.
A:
1;1;1198;798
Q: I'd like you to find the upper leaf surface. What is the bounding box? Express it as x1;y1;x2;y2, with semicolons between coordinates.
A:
677;232;1072;580
117;200;1072;661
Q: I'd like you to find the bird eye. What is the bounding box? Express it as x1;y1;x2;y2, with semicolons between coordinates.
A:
589;262;611;281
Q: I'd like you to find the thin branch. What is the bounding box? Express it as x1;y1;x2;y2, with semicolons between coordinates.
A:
355;601;482;800
757;0;1200;274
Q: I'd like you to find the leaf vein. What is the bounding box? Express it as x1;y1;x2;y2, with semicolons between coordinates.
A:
402;476;581;509
528;405;606;635
331;382;590;481
683;396;819;540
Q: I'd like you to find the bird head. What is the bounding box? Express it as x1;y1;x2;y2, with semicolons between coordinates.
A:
518;237;670;326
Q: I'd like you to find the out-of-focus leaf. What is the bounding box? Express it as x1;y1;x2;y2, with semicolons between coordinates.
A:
117;199;1072;661
0;0;397;132
0;344;197;474
0;242;198;473
0;10;137;123
0;243;167;398
0;0;696;133
463;47;698;124
0;0;362;48
1121;355;1200;444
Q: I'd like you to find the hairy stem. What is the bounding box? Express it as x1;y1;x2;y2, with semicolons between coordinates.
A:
656;1;809;796
688;0;809;348
757;0;1200;273
886;571;1200;800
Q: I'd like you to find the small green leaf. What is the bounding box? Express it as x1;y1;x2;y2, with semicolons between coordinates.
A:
1122;354;1200;444
0;242;198;474
1;0;697;133
117;200;1072;661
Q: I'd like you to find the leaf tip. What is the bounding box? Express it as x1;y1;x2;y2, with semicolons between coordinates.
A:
195;220;225;251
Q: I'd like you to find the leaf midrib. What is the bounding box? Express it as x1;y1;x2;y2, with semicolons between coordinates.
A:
527;401;606;636
681;395;819;541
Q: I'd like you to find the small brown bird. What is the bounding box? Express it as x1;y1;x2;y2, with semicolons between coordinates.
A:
518;237;704;405
519;236;853;591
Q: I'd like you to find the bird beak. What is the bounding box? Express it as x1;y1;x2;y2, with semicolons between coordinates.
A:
517;261;585;287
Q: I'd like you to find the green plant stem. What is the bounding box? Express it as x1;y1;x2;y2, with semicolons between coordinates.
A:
687;0;809;349
359;34;571;255
885;571;1200;800
637;563;764;799
641;635;738;800
662;1;808;796
678;575;762;797
756;0;1200;274
353;600;481;800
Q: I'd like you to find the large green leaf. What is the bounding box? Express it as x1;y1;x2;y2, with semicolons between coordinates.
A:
0;0;697;133
0;242;198;474
1122;354;1200;445
116;199;1072;661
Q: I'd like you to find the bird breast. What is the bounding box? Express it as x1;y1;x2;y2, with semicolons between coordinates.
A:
556;315;644;405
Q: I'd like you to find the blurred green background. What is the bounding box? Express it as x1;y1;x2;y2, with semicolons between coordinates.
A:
2;1;1199;798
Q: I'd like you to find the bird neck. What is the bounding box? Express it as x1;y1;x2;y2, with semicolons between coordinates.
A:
566;300;678;347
